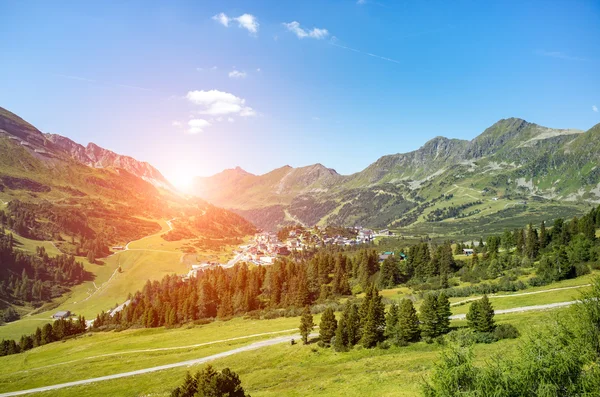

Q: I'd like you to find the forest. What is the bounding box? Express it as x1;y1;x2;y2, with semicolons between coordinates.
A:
0;229;89;319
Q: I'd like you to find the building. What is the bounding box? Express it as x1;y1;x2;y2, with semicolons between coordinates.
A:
463;248;474;256
52;310;71;320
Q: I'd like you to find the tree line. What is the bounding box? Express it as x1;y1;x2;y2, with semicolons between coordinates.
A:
299;285;453;351
0;315;86;357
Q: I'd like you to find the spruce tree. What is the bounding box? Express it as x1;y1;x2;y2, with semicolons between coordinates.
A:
419;294;439;339
476;295;495;332
360;286;386;348
396;299;420;343
346;302;361;346
436;293;452;335
385;302;400;343
466;300;480;330
333;311;348;352
299;306;314;344
319;307;337;346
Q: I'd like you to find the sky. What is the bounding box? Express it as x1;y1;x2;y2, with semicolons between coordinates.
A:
1;0;599;190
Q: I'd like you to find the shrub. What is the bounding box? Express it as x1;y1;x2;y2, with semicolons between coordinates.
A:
493;324;520;340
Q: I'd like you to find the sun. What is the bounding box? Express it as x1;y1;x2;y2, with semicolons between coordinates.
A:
169;170;196;193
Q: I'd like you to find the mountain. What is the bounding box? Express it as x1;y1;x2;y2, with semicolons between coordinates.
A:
0;106;256;255
191;118;599;235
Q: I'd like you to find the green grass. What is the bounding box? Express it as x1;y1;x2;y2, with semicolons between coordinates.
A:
23;309;566;397
0;315;315;393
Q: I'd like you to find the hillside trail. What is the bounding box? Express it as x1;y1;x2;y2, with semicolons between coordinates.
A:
0;300;580;396
450;284;590;306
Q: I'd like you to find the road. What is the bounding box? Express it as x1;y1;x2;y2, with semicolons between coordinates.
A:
450;284;590;307
0;332;311;397
450;300;577;320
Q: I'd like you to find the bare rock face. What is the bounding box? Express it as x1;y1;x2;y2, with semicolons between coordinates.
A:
45;134;174;191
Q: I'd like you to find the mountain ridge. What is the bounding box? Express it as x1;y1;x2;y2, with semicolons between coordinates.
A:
191;117;600;232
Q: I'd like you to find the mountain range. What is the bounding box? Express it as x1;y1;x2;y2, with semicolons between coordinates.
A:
191;118;600;234
0;106;255;251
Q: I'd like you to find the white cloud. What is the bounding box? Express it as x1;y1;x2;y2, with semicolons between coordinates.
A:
227;117;235;123
235;14;259;34
172;121;183;127
283;21;329;39
213;13;259;34
212;13;230;27
594;105;598;113
187;119;210;134
256;68;261;72
229;70;247;79
240;107;256;117
186;90;256;117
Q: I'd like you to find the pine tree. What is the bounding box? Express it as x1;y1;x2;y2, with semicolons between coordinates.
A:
299;306;314;345
346;302;361;346
333;310;349;352
419;294;439;339
399;298;421;342
476;295;495;332
466;300;480;330
319;307;337;346
436;293;452;335
360;286;386;348
539;221;548;249
385;302;400;342
467;295;495;332
525;223;539;260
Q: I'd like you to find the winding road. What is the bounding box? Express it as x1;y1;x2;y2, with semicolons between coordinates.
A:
0;300;580;396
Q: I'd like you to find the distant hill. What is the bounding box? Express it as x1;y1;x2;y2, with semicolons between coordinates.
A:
191;118;599;235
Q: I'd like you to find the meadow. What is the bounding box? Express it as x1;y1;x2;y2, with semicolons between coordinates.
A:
3;308;564;397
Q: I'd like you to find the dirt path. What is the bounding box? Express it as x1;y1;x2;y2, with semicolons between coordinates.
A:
7;328;302;376
450;284;590;307
450;300;577;320
0;332;315;397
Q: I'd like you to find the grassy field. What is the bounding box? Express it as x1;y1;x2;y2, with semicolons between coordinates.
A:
10;308;565;397
0;315;314;393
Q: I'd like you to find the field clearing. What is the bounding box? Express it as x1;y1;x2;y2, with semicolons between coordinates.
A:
21;309;567;397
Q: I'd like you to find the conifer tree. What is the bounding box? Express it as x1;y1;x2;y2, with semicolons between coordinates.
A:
419;294;439;339
345;302;361;346
476;295;495;332
397;298;421;342
436;293;452;335
299;306;314;345
319;307;338;346
333;310;349;352
466;300;480;330
360;286;386;348
466;295;495;332
539;221;548;249
385;302;400;342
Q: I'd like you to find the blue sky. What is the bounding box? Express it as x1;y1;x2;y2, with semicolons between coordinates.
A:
1;0;599;188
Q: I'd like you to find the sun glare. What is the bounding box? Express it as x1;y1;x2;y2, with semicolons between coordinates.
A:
169;170;196;192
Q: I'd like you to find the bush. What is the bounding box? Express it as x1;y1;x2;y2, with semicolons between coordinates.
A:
493;324;520;340
471;332;497;344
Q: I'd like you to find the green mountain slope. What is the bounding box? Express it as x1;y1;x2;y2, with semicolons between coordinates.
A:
191;118;598;234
